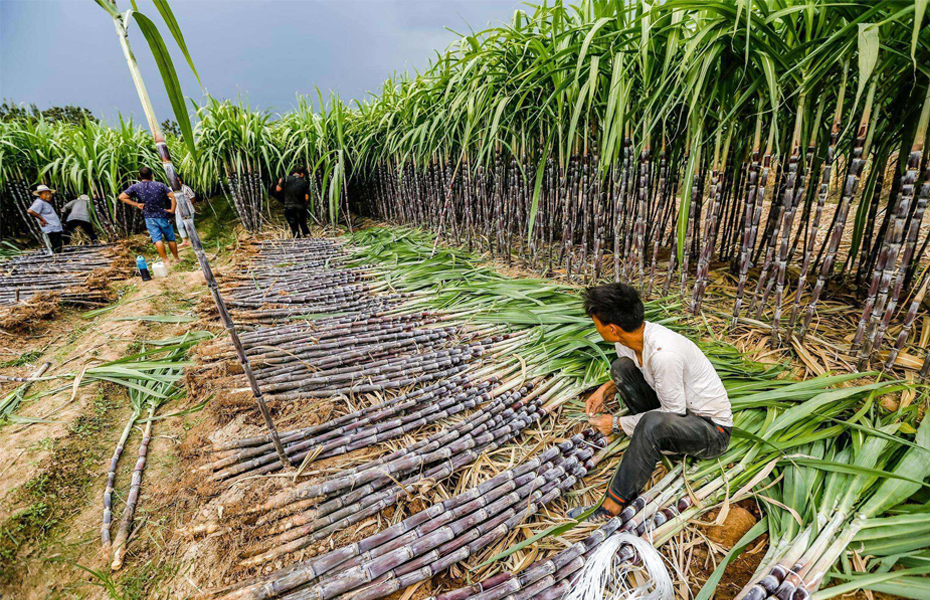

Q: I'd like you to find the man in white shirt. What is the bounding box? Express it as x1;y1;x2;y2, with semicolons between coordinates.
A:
569;283;732;520
175;177;196;248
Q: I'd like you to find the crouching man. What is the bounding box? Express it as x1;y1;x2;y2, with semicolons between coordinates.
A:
569;283;732;520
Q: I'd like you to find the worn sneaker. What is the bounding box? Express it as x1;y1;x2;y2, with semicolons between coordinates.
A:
567;505;613;521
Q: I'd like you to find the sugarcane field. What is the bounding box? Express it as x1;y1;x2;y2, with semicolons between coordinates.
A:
2;1;930;599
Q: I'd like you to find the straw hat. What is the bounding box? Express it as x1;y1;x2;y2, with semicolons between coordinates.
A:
78;194;91;201
32;185;56;196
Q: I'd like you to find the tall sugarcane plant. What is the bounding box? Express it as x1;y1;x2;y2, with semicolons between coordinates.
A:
92;0;289;468
196;97;273;232
341;0;930;371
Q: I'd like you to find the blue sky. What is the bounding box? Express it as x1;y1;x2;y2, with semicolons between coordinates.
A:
0;0;527;123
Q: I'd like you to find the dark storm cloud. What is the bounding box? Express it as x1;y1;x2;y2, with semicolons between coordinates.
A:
0;0;525;123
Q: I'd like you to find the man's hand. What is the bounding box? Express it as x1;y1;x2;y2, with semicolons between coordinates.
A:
586;380;616;416
39;218;48;227
588;414;613;436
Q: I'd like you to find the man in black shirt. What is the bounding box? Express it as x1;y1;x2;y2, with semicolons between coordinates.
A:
275;167;311;238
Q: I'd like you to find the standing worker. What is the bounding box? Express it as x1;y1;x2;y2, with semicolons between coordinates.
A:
119;166;179;261
27;185;64;253
175;176;196;249
569;283;732;520
274;167;310;238
61;194;99;244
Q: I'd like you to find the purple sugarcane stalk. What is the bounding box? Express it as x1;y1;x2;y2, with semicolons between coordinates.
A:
770;150;804;346
730;151;763;329
860;155;928;369
798;119;869;341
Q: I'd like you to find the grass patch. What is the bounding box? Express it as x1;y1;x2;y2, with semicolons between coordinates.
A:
175;194;244;273
110;315;196;324
0;389;120;584
0;350;43;368
52;323;93;363
71;557;183;600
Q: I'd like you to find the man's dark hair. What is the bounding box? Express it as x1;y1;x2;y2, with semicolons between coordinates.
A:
583;283;644;332
139;166;154;180
292;166;308;177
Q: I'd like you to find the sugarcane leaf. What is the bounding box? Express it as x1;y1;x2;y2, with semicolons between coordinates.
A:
527;137;553;238
676;128;701;263
859;416;930;517
857;532;930;557
695;516;768;600
781;457;930;489
855;23;880;110
574;17;611;82
913;0;928;63
129;11;196;156
93;0;120;18
813;566;930;600
764;381;889;439
152;0;200;86
137;400;205;423
93;377;169;398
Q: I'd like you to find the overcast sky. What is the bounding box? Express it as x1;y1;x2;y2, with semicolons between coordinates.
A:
1;0;526;123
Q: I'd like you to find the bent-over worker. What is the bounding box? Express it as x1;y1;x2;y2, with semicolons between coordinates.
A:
569;283;732;520
62;194;99;243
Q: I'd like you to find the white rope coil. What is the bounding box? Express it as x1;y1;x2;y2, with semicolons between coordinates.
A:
562;532;673;600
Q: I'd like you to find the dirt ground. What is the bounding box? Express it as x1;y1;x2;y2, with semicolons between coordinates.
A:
0;241;217;599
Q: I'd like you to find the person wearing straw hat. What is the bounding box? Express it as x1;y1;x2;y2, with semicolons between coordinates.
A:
27;185;64;253
61;194;99;243
571;282;732;521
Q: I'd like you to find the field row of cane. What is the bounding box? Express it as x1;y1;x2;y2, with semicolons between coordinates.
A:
0;245;122;307
180;226;930;600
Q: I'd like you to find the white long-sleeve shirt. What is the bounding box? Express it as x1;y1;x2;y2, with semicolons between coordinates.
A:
615;321;731;436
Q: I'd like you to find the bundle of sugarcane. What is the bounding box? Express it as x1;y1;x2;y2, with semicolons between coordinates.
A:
211;431;603;600
735;416;930;600
219;248;402;323
211;372;497;481
230;297;407;325
204;235;539;485
242;334;515;402
433;463;724;600
198;228;799;596
199;380;575;572
208;329;554;484
208;331;534;475
239;318;459;368
227;311;450;360
0;244;116;305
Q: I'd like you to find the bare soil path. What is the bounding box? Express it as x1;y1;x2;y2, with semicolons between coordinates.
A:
0;243;214;599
